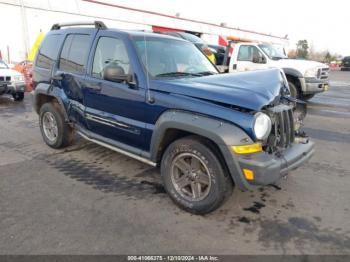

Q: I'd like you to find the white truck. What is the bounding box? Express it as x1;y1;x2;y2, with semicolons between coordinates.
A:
225;42;329;100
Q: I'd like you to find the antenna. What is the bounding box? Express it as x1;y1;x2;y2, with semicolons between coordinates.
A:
143;34;154;103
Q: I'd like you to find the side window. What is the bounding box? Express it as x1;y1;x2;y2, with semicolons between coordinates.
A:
237;45;250;61
92;37;130;79
36;34;61;69
59;34;90;74
237;45;262;62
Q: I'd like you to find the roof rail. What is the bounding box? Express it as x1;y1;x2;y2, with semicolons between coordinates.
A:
51;21;107;30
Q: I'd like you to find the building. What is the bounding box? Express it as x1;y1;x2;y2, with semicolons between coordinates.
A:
0;0;289;63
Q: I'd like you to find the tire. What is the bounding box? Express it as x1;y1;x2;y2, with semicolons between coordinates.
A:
301;94;315;101
12;92;24;101
39;102;74;149
161;136;233;214
288;81;300;99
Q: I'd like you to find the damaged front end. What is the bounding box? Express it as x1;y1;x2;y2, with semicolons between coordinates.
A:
261;72;309;154
236;95;314;189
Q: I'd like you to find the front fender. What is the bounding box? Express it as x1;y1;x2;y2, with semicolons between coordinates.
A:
282;67;303;78
150;110;255;190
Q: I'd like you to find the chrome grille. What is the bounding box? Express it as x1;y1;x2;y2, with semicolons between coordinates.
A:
267;105;295;149
319;68;329;80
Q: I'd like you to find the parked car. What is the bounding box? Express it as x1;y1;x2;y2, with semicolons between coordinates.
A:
226;42;330;100
32;21;314;214
0;60;26;101
340;56;350;71
13;60;33;92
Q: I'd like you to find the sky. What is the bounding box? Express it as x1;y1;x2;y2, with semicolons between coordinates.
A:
107;0;349;56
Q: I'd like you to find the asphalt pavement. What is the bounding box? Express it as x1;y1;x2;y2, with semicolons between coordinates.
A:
0;71;350;255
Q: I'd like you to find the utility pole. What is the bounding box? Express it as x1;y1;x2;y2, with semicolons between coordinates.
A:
7;45;10;64
19;0;30;59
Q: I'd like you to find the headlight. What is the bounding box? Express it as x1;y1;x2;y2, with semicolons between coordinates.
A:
304;68;319;78
13;75;25;82
253;112;272;140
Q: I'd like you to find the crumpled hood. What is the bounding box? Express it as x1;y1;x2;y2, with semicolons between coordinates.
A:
151;68;283;111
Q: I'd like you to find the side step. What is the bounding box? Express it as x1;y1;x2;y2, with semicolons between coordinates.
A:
77;131;157;167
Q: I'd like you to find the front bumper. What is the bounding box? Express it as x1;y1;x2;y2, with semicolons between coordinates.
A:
236;140;314;187
299;77;329;95
0;82;26;94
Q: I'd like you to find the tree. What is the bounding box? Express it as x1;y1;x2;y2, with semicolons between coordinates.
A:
323;51;338;63
296;40;309;59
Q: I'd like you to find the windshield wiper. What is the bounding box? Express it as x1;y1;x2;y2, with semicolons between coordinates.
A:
155;72;201;77
272;56;285;60
195;71;217;76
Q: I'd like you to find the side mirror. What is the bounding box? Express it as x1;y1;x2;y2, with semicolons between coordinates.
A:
103;64;127;83
252;55;266;64
259;56;267;64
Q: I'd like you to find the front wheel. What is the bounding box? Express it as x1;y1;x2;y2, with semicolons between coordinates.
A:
161;136;233;214
288;81;300;99
301;94;315;101
12;92;24;101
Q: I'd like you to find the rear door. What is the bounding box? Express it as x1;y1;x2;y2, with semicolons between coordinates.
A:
56;29;96;128
82;32;148;151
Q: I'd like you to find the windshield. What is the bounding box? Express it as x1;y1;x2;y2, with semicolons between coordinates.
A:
180;33;204;44
0;60;9;69
132;36;218;78
258;44;287;59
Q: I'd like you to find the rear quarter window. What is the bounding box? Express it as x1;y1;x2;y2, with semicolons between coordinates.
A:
36;34;61;69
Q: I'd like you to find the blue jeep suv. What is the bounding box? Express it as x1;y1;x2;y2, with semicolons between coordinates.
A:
32;21;314;214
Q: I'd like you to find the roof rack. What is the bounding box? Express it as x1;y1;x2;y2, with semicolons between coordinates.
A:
51;21;107;30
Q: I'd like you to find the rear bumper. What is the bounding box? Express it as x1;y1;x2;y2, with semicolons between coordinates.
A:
231;140;314;189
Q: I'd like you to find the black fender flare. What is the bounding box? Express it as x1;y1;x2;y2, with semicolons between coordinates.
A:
150;110;254;190
33;83;69;121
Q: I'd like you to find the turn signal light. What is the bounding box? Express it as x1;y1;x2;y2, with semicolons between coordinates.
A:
243;169;254;180
231;143;262;154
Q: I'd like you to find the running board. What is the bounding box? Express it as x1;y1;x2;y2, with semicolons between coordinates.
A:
77;131;157;167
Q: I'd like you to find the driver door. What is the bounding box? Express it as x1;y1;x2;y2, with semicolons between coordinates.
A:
82;33;148;151
236;45;267;72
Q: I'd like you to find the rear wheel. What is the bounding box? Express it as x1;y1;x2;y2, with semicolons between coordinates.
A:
12;92;24;101
39;102;74;149
161;136;233;214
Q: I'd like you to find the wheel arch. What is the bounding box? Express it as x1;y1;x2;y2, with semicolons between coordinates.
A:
33;83;69;121
150;110;255;190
